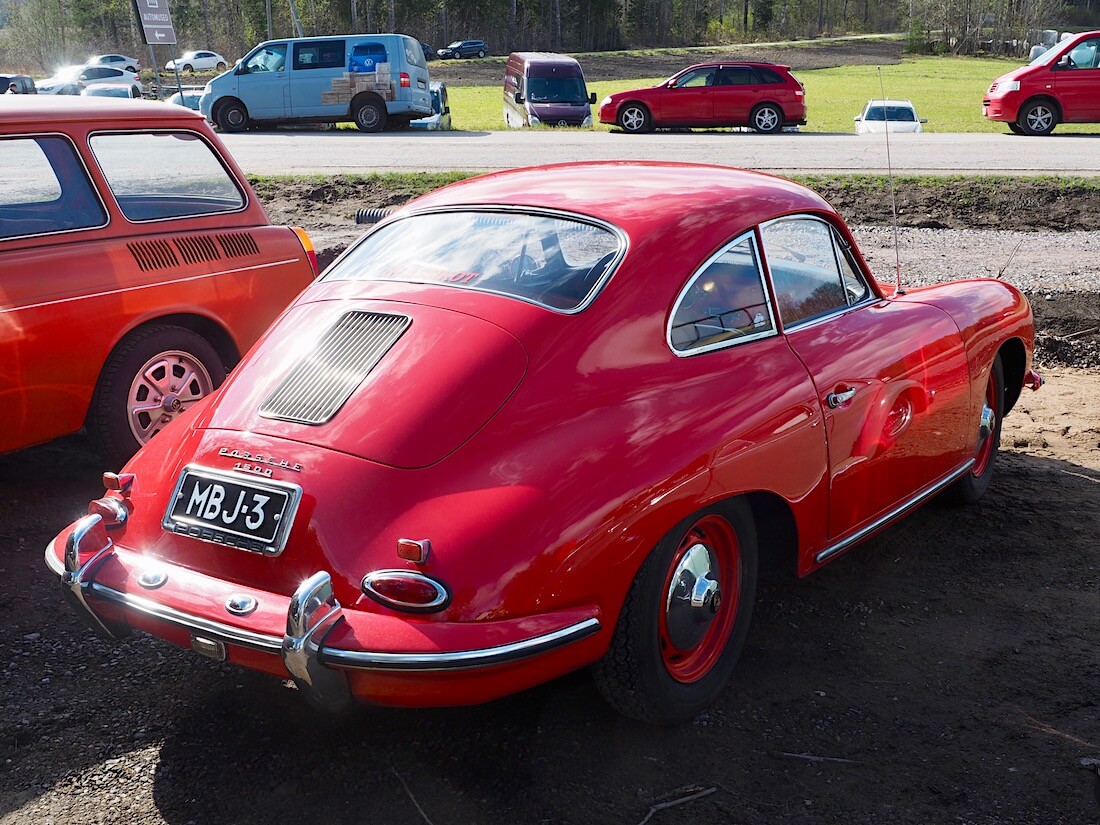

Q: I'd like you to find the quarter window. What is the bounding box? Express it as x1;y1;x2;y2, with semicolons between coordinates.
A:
669;234;775;353
90;132;244;221
0;137;105;240
761;217;869;327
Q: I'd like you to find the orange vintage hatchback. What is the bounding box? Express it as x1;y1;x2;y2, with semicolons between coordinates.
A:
1;97;317;465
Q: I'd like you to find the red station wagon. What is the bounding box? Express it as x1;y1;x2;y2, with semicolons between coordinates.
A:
983;29;1100;135
49;163;1040;723
599;62;807;133
1;98;318;465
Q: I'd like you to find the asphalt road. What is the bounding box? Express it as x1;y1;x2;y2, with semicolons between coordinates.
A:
220;129;1100;176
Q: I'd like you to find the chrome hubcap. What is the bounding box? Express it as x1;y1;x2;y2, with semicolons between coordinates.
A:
665;543;722;650
978;403;996;440
126;350;212;445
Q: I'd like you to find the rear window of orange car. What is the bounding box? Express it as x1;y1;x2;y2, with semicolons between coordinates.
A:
0;136;106;240
89;131;245;221
327;210;624;311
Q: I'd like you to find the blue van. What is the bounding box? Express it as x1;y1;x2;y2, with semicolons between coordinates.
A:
199;33;431;132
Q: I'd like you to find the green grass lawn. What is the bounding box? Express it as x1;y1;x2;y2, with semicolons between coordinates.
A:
444;55;1100;134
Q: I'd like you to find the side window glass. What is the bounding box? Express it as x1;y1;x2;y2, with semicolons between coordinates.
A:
243;44;286;73
0;137;105;239
90;131;244;221
293;40;344;70
350;42;388;72
1068;39;1099;69
716;66;753;86
669;235;775;353
677;68;714;88
761;218;847;326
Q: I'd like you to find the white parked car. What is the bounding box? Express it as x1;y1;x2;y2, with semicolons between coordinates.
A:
854;99;927;133
39;65;142;95
165;50;229;73
81;82;141;99
87;53;140;73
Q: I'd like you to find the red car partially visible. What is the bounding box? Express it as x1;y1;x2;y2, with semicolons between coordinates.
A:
1;97;317;465
599;61;806;133
48;163;1039;724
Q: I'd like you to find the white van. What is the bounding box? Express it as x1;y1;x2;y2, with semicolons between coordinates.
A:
199;33;431;132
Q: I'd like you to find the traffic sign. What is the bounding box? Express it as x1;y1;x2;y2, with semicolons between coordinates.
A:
131;0;177;46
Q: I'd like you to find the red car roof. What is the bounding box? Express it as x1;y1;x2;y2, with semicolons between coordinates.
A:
404;161;834;240
0;96;203;128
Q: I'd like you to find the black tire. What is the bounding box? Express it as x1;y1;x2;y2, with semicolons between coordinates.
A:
353;98;387;132
216;100;248;132
182;63;194;73
1007;122;1025;135
750;103;783;134
592;500;758;724
89;325;226;469
125;65;137;73
1017;99;1057;136
216;61;227;71
617;103;652;134
946;353;1005;504
477;50;486;58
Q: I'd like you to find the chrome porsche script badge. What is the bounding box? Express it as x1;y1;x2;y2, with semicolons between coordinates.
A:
218;447;302;476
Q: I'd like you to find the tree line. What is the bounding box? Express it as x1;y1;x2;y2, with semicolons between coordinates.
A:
0;0;1096;74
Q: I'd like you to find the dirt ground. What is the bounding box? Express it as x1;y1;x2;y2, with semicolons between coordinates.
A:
428;39;905;86
1;176;1098;823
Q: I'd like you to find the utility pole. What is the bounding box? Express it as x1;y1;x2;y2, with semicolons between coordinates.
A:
288;0;304;37
351;0;357;32
266;0;273;39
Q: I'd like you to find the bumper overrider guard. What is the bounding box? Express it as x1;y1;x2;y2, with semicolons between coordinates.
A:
48;515;602;711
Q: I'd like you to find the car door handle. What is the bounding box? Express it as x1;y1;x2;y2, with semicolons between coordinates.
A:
826;388;856;408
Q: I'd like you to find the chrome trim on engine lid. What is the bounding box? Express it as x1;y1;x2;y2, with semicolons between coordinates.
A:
814;458;976;564
259;310;411;425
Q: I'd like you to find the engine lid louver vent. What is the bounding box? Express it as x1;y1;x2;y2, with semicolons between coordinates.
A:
216;231;260;258
174;235;221;265
127;239;180;272
259;311;411;425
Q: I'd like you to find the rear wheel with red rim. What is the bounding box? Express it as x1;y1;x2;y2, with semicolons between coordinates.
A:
948;352;1004;504
593;500;757;723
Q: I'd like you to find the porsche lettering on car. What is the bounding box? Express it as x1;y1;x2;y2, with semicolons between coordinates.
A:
47;163;1040;723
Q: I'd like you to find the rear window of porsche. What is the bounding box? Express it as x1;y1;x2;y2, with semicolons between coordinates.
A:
0;136;106;240
89;131;245;221
327;210;625;311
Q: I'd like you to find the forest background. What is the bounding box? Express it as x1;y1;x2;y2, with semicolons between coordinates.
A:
1;0;1099;75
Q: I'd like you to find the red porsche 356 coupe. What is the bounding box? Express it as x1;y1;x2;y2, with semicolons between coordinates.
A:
48;163;1041;722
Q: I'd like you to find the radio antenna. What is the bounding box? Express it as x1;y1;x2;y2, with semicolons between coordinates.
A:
877;66;904;295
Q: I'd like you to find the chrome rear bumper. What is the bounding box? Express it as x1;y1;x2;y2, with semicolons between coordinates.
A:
47;518;600;711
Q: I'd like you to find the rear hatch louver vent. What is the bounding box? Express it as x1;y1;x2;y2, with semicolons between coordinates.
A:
174;235;221;265
127;239;180;272
216;232;260;258
259;311;411;426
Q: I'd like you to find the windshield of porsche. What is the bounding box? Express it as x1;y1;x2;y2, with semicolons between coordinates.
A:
328;211;624;311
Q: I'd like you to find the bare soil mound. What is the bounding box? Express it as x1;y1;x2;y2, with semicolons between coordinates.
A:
428;38;905;86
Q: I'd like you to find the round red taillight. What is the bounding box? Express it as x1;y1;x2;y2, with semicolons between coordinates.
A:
361;570;449;613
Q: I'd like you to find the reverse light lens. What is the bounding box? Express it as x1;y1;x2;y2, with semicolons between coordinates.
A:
362;570;449;613
399;71;411;88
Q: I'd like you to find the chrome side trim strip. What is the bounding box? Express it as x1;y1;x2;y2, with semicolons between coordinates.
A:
321;617;602;672
814;458;976;564
87;581;284;653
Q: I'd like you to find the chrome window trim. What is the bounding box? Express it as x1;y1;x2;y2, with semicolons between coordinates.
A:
759;213;877;332
0;132;110;242
86;128;250;225
666;230;779;358
814;458;975;564
324;204;630;316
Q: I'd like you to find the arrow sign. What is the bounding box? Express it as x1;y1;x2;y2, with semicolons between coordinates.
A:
131;0;177;46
